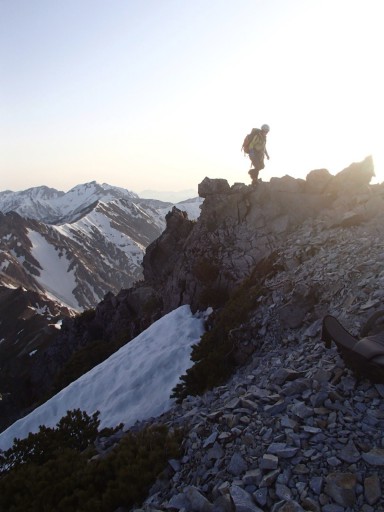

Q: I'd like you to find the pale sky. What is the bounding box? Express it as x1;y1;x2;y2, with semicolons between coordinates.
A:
1;0;383;195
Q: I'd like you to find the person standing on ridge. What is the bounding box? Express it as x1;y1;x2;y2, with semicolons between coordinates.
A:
244;124;270;184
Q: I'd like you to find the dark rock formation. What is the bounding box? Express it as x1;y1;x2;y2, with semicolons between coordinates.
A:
0;286;73;431
143;207;194;286
198;177;231;197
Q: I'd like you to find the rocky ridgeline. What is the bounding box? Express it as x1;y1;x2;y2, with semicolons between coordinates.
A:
113;157;384;511
142;156;382;316
41;156;382;379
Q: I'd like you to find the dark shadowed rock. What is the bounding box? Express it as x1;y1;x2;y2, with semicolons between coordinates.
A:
326;155;375;194
305;168;332;193
364;473;381;505
229;485;263;512
198;177;231;197
325;472;357;507
143;207;194;285
269;175;305;194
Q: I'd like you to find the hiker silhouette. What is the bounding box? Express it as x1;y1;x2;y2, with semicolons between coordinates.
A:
243;124;270;184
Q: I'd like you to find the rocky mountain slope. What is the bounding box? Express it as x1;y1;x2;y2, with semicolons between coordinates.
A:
2;156;384;510
0;285;75;430
52;154;384;512
126;157;384;512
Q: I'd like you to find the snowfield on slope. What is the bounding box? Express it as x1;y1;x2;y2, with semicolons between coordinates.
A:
0;305;208;451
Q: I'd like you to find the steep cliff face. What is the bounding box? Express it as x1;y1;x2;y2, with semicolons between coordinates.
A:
58;155;378;351
0;286;74;431
143;155;380;313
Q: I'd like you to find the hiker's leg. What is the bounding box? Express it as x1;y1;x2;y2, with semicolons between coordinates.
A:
250;151;264;171
256;152;265;171
250;151;259;170
249;150;255;169
248;168;259;183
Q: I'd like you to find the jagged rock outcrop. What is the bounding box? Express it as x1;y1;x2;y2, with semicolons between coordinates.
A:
41;156;378;404
142;155;380;314
198;177;231;197
82;165;384;511
44;154;379;362
106;156;384;512
143;207;195;286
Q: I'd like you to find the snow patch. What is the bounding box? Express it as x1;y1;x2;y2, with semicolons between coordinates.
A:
27;230;81;310
0;305;208;451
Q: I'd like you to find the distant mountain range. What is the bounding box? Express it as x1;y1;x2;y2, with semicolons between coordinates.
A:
0;181;202;311
139;188;198;203
0;180;202;430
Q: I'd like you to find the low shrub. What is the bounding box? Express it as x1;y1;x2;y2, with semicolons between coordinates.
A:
172;253;280;401
0;410;182;512
0;409;100;473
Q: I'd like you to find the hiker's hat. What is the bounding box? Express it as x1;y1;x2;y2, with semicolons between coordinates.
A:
261;124;270;132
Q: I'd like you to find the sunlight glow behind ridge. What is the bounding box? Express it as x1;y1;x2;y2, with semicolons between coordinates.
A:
0;0;383;191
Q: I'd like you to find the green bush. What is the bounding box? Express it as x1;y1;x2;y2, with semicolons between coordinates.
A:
0;410;182;512
171;285;254;402
0;409;100;473
198;286;229;309
172;253;280;401
193;258;220;283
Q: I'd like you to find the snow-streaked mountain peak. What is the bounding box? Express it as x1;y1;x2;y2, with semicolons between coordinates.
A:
0;182;203;311
0;181;139;223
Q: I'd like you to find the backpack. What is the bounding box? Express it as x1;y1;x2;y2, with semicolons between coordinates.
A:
241;128;257;154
